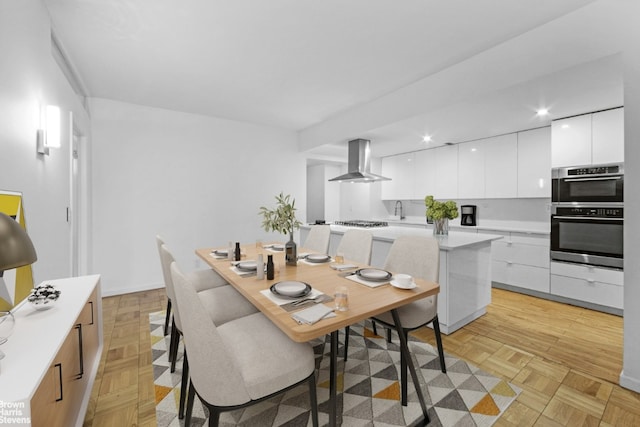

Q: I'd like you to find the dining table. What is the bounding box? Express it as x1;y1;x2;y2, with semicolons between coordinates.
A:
196;243;440;426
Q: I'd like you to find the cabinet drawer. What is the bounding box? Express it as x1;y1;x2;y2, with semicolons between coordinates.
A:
550;262;623;285
492;241;550;268
550;274;623;309
492;261;550;293
508;232;550;247
453;227;478;234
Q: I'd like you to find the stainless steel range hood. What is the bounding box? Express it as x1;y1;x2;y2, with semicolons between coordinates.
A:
328;139;391;182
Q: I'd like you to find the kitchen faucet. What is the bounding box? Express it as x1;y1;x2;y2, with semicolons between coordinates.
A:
394;201;405;220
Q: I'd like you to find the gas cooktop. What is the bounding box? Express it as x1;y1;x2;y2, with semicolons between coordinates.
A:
334;220;388;228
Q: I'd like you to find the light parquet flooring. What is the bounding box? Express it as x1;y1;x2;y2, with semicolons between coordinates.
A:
84;287;640;426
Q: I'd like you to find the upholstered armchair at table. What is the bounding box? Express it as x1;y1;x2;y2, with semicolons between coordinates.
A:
371;235;446;406
158;244;257;418
303;225;331;253
156;235;228;337
171;262;319;427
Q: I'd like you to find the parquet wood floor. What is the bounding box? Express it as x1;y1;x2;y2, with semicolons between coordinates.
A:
84;287;640;426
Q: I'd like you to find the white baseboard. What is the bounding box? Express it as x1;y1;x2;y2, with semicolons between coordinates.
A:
619;370;640;393
101;282;165;297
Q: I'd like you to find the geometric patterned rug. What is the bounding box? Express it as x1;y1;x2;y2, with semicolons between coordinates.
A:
150;312;520;426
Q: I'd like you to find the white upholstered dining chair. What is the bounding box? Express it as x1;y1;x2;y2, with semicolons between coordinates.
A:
156;235;228;337
371;235;446;406
158;244;258;419
335;229;373;265
336;229;373;360
170;262;319;427
303;225;331;253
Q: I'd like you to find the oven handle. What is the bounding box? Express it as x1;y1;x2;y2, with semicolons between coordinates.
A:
563;176;621;182
552;216;622;221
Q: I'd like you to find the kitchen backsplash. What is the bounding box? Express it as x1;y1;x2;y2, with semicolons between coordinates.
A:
383;198;551;224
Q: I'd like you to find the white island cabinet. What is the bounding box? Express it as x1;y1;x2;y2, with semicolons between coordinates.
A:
301;225;502;334
0;275;102;427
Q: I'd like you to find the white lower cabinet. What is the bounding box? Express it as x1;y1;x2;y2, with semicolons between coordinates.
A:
491;231;550;293
550;262;623;310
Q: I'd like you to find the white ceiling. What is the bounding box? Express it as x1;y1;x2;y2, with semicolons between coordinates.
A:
44;0;625;159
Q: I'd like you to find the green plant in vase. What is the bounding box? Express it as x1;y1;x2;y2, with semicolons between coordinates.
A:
259;192;302;265
425;195;459;235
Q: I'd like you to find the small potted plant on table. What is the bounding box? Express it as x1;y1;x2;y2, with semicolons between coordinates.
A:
259;192;302;265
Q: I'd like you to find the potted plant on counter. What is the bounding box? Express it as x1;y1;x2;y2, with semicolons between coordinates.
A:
425;195;459;235
259;192;302;265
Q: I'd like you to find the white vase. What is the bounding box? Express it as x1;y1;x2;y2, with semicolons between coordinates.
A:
433;218;449;236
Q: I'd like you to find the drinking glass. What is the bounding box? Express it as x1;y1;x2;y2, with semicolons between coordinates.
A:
334;286;349;311
335;252;344;265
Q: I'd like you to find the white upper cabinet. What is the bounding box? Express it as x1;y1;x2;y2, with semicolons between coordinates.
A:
551;114;592;167
551;107;624;167
485;134;518;198
592;108;624;164
434;145;458;199
458;140;485;199
517;127;551;198
381;152;415;200
414;149;437;199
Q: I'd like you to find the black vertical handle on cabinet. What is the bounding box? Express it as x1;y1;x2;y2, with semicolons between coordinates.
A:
55;363;63;402
75;323;84;379
88;301;95;325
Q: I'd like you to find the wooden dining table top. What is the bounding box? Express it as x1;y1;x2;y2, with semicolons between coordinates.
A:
195;244;440;343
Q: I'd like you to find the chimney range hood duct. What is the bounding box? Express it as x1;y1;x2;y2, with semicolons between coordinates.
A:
328;139;391;182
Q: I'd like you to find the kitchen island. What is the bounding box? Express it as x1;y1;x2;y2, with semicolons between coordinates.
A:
300;224;503;334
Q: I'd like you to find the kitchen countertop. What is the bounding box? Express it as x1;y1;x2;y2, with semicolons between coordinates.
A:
382;216;550;235
302;224;504;251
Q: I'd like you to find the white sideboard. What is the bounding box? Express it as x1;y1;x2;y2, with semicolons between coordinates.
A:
0;275;103;427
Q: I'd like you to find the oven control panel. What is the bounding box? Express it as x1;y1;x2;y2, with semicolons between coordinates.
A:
554;206;623;218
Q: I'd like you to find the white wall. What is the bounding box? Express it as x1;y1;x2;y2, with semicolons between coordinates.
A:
621;20;640;392
306;164;325;222
0;1;90;286
324;165;341;222
89;98;304;295
306;163;342;223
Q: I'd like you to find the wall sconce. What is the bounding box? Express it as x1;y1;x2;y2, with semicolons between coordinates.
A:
36;105;61;155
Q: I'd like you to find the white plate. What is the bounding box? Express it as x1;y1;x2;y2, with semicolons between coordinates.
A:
306;254;331;263
236;261;257;271
357;268;392;281
390;279;416;290
271;281;311;297
271;244;285;251
214;249;228;256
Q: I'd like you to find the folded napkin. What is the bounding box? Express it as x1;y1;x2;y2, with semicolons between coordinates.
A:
330;263;358;271
291;304;336;325
344;273;389;288
300;257;332;266
229;263;256;276
210;252;227;260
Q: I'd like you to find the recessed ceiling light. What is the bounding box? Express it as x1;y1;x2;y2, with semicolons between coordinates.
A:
561;124;570;129
536;108;549;116
423;135;432;143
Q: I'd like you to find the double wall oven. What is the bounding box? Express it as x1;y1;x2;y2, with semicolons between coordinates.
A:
551;163;624;269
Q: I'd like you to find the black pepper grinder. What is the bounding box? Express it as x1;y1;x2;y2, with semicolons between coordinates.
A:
234;242;241;261
266;254;274;280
